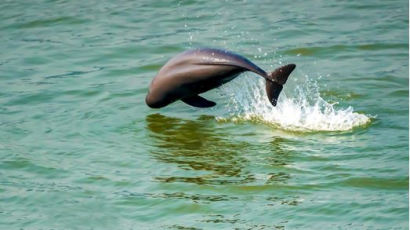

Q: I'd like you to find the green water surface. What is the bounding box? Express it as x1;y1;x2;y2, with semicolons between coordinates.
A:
0;0;408;229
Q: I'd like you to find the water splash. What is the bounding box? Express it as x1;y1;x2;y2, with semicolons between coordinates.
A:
217;73;371;132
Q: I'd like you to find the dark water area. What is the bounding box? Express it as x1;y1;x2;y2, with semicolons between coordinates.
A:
0;0;408;229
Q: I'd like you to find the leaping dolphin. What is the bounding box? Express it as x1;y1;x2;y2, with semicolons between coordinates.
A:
145;48;296;108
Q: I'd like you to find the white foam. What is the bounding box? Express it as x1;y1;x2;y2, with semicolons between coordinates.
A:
217;73;371;132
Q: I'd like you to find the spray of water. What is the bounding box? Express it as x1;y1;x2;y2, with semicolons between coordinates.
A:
217;73;371;132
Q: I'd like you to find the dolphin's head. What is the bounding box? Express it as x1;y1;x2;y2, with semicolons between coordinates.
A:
265;64;296;106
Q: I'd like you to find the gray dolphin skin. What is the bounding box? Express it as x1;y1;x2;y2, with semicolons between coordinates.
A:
145;48;296;108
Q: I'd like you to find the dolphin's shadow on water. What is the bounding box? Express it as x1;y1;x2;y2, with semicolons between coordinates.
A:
145;113;294;186
146;113;250;185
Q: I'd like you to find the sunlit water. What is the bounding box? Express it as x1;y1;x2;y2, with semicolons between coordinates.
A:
0;0;408;229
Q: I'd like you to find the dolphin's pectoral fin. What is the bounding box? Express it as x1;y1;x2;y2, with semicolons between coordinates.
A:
181;95;216;108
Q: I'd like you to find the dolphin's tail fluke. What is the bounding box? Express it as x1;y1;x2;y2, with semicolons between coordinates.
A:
265;64;296;106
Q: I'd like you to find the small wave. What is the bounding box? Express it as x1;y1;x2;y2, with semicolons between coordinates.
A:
217;73;371;132
282;43;407;56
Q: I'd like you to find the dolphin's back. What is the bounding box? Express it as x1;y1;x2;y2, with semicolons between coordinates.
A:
182;48;268;78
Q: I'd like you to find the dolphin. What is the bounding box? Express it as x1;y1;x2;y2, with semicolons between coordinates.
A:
145;48;296;108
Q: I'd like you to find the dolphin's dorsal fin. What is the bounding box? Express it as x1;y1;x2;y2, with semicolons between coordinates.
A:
181;95;216;108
